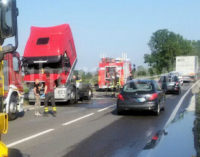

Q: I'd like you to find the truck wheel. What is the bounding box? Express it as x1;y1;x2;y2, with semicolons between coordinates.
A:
86;89;92;100
69;87;76;104
8;94;18;121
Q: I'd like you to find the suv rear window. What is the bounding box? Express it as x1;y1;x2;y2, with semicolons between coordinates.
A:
123;81;153;93
159;76;167;82
169;76;178;82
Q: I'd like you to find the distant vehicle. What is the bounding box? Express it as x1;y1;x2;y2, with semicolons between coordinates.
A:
176;56;199;82
75;78;93;100
98;55;132;91
159;75;181;95
22;24;92;103
169;71;183;86
177;75;183;86
117;80;165;115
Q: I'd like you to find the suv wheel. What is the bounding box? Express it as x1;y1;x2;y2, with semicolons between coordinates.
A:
117;107;123;115
154;104;160;116
176;89;181;95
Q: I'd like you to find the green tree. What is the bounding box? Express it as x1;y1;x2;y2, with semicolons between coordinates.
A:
191;40;200;58
73;70;98;85
145;29;193;74
136;65;147;76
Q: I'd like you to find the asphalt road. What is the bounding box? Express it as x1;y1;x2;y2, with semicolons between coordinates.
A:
2;83;195;157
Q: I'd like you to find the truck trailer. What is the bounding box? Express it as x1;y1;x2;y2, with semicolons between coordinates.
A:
98;56;132;90
175;56;199;82
23;24;92;103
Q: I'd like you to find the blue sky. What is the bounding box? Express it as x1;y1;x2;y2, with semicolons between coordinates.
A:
16;0;200;71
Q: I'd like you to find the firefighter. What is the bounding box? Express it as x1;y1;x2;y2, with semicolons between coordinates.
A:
44;72;56;116
127;72;133;81
116;76;121;91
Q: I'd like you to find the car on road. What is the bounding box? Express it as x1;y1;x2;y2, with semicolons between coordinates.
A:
159;75;181;95
117;80;165;115
169;71;183;86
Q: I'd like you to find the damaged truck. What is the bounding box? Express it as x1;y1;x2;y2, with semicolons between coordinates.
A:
22;24;92;103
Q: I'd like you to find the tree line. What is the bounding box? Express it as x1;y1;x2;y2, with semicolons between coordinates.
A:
144;29;200;75
73;70;98;85
75;29;200;83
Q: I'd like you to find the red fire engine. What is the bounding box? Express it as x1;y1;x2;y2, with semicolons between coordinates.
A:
98;56;132;90
3;52;24;120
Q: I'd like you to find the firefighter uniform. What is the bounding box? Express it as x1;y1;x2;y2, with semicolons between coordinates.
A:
44;74;56;115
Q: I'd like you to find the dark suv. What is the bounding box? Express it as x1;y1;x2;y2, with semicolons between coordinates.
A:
159;75;181;95
117;80;165;115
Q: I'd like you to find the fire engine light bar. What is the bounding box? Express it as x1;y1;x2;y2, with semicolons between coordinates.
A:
33;60;48;63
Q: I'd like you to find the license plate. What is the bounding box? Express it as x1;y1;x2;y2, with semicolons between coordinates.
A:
168;83;175;86
137;98;146;102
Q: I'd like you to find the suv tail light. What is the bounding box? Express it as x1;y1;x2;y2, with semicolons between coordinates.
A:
118;94;124;101
152;135;159;140
148;93;158;101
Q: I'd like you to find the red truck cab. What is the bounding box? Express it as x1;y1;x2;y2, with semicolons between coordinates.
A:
23;24;81;103
23;24;77;84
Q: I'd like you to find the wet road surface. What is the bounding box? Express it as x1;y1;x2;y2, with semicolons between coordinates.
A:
2;83;195;157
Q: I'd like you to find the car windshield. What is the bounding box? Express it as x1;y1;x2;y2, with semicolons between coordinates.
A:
123;81;153;93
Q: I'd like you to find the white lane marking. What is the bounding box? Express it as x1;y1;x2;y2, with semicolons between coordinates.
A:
97;104;116;112
164;81;199;128
62;113;94;126
7;129;55;147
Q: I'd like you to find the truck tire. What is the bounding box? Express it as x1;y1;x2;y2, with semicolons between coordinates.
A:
8;94;18;121
69;87;76;104
86;89;92;100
